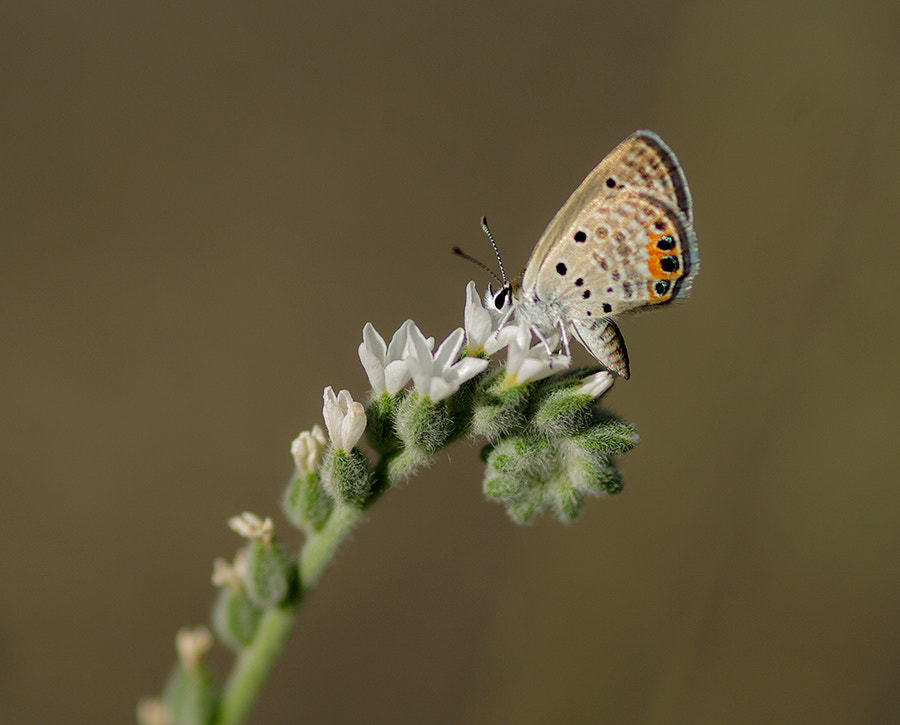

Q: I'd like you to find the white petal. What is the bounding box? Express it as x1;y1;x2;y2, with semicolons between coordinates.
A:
515;357;549;383
340;401;367;450
322;386;342;443
358;341;387;393
383;359;412;395
336;389;351;411
434;328;465;370
428;377;457;402
485;324;525;356
361;322;386;362
406;324;435;389
449;356;489;384
578;371;614;398
386;319;413;361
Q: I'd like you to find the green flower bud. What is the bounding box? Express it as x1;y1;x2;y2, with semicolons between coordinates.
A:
482;435;553;498
320;446;374;507
211;587;263;652
241;539;294;608
282;470;334;533
566;451;624;497
481;413;634;522
228;514;296;607
210;555;262;649
165;627;219;725
545;471;583;523
505;489;546;525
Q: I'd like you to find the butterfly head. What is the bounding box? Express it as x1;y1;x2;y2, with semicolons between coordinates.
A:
486;281;513;313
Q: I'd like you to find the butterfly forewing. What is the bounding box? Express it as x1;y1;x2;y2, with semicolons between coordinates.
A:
522;130;693;291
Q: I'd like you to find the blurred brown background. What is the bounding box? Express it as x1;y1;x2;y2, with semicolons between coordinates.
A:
2;3;899;723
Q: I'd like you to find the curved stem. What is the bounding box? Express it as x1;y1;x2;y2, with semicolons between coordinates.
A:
213;504;365;725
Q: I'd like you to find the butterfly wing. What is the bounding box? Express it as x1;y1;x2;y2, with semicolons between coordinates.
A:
531;190;697;314
526;189;697;376
522;130;693;291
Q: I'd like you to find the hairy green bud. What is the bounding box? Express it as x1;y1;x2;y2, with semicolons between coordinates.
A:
211;588;263;652
242;539;295;608
282;470;334;533
320;446;374;507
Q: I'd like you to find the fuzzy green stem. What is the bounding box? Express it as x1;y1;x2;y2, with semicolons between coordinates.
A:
298;504;365;591
213;604;297;725
213;503;365;725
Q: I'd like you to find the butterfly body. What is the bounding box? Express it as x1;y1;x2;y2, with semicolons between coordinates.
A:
495;130;699;379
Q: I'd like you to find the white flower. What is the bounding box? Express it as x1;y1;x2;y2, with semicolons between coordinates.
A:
358;320;433;395
175;626;213;671
228;512;274;544
578;370;614;398
504;326;570;385
406;323;489;401
290;424;327;474
322;386;367;451
211;557;243;591
464;281;510;355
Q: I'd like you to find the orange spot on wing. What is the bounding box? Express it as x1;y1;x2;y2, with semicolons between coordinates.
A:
645;219;682;282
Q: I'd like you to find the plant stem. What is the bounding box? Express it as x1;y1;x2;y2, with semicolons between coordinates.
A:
298;504;365;592
213;503;365;725
213;604;297;725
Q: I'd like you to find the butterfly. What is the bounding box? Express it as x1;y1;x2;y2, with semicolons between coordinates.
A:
488;130;699;379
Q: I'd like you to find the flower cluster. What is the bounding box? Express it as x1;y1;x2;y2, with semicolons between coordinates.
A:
281;280;636;526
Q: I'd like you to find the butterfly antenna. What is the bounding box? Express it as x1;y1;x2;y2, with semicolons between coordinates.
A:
480;216;508;284
451;245;502;285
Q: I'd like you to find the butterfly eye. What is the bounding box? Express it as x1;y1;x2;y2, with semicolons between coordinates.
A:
494;286;510;310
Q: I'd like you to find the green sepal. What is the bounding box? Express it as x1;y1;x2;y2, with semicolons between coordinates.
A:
163;662;219;725
545;469;584;523
385;446;432;484
470;372;529;440
242;539;296;609
483;435;554;488
282;470;334;533
394;391;453;454
530;388;594;438
505;489;545;525
571;418;639;456
211;588;263;652
364;391;402;456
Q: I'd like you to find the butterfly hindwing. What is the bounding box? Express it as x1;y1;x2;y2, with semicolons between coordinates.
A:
532;191;697;318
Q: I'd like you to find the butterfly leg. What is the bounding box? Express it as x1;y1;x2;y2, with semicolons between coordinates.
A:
557;319;572;358
528;325;555;356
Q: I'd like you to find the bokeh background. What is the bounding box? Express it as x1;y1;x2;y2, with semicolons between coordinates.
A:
3;3;899;723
